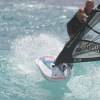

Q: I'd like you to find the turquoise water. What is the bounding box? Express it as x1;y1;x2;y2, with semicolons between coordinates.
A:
0;1;100;100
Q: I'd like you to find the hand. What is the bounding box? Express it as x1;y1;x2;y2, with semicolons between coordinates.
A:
82;13;88;22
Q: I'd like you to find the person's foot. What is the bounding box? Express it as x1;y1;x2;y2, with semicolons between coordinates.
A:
52;63;69;72
51;63;72;79
51;64;64;78
58;63;67;72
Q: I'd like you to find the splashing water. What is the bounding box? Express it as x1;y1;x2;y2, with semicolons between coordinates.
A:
0;1;100;100
9;34;63;74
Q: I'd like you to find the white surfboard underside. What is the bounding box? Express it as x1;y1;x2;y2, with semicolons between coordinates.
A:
35;56;71;81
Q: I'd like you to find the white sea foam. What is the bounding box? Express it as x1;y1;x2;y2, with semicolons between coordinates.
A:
67;63;100;100
9;33;63;75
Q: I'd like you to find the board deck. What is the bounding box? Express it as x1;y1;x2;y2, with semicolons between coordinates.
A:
35;56;72;81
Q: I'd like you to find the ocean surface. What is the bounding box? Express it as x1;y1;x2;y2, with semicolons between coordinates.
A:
0;1;100;100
